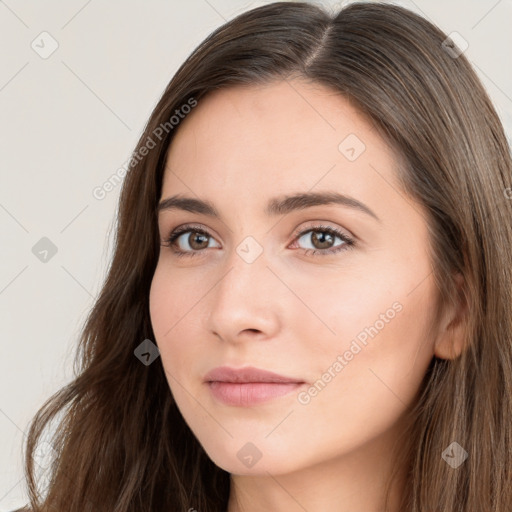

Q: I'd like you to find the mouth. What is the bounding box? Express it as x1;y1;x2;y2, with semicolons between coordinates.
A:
204;365;306;407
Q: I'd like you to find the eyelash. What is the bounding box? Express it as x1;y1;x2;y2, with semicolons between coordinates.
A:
161;223;355;259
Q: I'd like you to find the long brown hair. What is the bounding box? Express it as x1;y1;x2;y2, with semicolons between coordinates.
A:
21;2;512;511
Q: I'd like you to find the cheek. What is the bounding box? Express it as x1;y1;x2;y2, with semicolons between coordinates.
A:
285;277;436;460
149;267;187;366
334;292;434;402
299;260;437;405
149;264;197;337
149;267;171;340
149;265;210;381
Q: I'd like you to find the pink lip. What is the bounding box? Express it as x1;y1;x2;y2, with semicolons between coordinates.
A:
204;365;306;406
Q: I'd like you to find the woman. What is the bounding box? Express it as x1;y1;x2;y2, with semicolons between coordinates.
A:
18;1;512;511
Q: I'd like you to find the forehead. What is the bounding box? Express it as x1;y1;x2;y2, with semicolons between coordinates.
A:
162;79;400;210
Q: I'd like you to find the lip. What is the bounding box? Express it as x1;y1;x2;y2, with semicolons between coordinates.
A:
204;365;303;384
204;365;306;407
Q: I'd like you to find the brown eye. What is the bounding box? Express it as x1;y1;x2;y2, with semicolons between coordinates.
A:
307;230;336;250
292;225;354;256
162;225;220;258
184;231;210;250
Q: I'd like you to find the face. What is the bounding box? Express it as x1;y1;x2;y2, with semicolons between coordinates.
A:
149;79;442;476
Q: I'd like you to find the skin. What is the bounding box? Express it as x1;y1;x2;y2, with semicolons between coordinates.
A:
149;79;466;512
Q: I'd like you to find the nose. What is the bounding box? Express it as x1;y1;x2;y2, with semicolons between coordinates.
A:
206;247;283;344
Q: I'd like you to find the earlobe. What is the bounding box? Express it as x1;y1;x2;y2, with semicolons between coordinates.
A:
433;273;468;360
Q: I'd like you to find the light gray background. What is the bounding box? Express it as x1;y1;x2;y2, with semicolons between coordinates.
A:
1;0;511;509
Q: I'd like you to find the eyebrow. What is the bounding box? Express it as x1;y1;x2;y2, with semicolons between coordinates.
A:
157;191;380;222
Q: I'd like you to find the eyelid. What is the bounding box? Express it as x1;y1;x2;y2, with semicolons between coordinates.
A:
290;220;354;242
162;220;353;241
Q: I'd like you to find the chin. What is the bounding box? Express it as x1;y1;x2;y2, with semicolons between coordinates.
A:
198;435;307;476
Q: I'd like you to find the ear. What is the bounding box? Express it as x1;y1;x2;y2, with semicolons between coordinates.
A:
433;272;468;360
